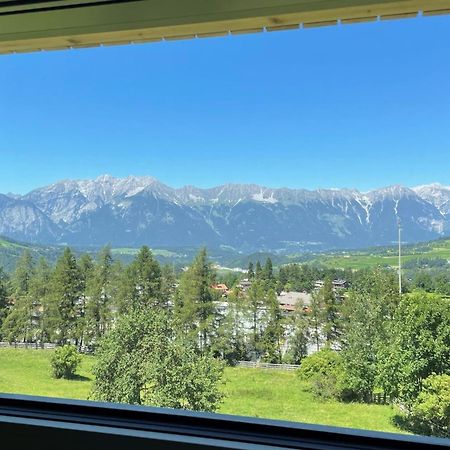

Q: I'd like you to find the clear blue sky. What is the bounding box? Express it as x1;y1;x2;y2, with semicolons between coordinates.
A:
1;15;450;194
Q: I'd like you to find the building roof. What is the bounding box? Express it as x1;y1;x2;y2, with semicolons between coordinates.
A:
1;0;449;54
277;291;312;307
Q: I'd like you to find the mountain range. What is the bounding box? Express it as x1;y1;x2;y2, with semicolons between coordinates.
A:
0;175;449;252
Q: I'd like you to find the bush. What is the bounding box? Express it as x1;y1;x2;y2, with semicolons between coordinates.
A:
298;349;355;401
404;374;450;437
91;308;224;411
51;345;81;379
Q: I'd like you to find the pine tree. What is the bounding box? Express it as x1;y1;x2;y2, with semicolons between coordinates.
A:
1;251;37;343
76;253;95;347
322;277;340;345
213;288;247;363
29;257;53;343
84;246;115;347
160;264;176;306
246;279;266;359
278;266;288;289
255;261;262;280
49;247;83;344
286;300;309;364
263;258;274;281
309;290;324;352
118;246;162;312
247;262;255;280
261;289;284;363
0;268;9;335
175;248;215;352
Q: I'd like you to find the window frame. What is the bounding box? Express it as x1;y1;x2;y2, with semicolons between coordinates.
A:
0;394;449;449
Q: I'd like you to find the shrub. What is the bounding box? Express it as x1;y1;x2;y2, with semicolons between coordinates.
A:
405;374;450;437
91;308;224;411
51;345;81;379
298;349;354;401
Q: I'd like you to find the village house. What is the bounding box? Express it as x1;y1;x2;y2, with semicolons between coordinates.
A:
277;291;312;315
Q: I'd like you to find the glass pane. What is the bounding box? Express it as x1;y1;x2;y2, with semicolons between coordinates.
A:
0;14;449;440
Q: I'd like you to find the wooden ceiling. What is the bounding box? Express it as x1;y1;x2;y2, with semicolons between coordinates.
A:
1;0;449;54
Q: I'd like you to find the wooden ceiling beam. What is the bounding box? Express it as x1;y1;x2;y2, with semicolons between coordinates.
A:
0;0;449;54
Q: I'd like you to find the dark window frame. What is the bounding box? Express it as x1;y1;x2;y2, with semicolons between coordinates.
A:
0;394;449;449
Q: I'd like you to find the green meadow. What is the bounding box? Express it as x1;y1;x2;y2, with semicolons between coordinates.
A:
0;348;401;433
312;238;450;270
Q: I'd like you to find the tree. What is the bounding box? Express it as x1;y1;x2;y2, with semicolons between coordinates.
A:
285;299;309;364
212;288;247;364
377;292;450;405
340;291;381;401
263;258;274;282
1;294;35;342
11;250;35;296
246;280;266;359
49;247;83;344
406;374;450;437
29;257;53;342
175;248;216;352
118;246;162;312
278;266;288;291
160;264;176;304
255;261;262;279
321;277;340;345
261;289;284;363
340;269;401;401
297;349;350;400
84;246;115;348
51;344;81;379
309;290;324;352
91;307;224;412
413;272;434;292
0;268;9;335
247;262;255;280
1;251;37;342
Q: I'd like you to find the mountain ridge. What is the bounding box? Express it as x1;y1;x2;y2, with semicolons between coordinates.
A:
1;175;449;251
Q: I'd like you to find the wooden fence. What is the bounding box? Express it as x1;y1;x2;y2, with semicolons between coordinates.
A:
236;361;300;371
0;342;56;350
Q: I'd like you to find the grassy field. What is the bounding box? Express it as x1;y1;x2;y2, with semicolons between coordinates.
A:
312;238;450;270
0;348;402;433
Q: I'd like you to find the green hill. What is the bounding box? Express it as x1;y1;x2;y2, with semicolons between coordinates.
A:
309;237;450;270
0;236;63;272
1;234;450;273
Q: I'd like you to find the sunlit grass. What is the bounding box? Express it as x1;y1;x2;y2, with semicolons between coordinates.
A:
220;367;401;433
0;349;401;433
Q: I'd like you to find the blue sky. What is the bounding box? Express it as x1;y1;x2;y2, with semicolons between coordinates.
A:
1;15;449;194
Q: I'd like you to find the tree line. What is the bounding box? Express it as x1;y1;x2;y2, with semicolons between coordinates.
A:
0;247;448;435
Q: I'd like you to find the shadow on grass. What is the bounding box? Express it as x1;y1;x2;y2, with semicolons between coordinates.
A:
391;414;439;437
69;374;91;382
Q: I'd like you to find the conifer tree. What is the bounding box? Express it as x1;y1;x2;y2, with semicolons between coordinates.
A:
255;261;262;279
50;247;83;344
263;258;274;282
309;290;324;352
286;300;309;364
85;246;115;347
118;246;162;312
213;288;247;363
261;288;284;363
11;250;35;296
175;248;215;352
247;262;255;280
30;257;53;343
0;268;9;335
160;264;176;305
246;279;266;358
322;277;340;345
1;251;37;342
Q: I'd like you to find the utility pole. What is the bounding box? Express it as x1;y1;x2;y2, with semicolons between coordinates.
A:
398;222;402;295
